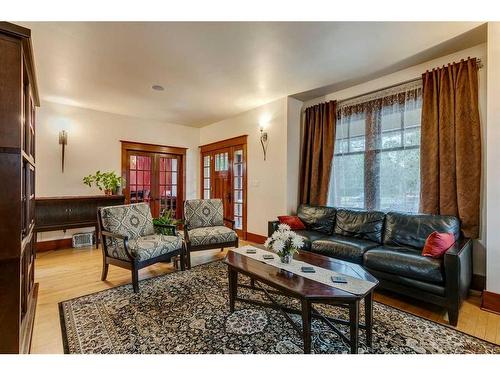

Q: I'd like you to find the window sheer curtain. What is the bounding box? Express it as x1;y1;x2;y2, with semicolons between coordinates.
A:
327;81;422;212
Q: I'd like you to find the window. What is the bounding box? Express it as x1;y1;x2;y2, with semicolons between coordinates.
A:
328;81;422;212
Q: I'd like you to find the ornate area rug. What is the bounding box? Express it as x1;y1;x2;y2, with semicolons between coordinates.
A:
59;261;500;354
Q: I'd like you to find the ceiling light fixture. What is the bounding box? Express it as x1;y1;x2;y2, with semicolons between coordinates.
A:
152;84;165;91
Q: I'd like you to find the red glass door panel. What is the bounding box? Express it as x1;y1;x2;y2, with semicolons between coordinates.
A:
128;153;153;210
159;155;181;218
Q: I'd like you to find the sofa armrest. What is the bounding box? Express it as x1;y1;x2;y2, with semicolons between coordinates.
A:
224;217;235;230
268;220;280;237
444;237;472;310
100;230;135;261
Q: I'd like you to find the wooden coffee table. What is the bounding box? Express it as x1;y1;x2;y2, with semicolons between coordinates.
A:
224;249;378;354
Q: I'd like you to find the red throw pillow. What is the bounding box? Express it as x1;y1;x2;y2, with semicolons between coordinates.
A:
278;215;306;230
422;231;455;258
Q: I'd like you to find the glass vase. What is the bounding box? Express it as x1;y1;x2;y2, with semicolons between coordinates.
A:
280;253;293;264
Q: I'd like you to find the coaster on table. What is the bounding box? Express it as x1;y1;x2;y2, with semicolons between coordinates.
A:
301;266;316;273
262;254;274;260
245;249;257;254
331;276;348;284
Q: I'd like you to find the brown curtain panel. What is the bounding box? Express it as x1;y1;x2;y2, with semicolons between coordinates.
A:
420;58;481;238
299;101;336;205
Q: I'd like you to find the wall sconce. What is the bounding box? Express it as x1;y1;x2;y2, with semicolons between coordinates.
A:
59;130;68;173
260;126;268;161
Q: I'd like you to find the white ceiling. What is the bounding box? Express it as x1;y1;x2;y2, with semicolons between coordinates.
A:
21;22;485;127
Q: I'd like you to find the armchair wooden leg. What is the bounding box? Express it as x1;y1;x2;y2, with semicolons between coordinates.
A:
132;266;139;293
101;261;109;281
221;247;224;252
180;245;186;271
187;247;192;270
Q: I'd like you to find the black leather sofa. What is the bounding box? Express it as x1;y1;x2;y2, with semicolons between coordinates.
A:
268;204;472;326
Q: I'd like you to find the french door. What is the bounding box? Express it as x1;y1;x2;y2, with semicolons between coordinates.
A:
200;136;247;239
121;141;186;218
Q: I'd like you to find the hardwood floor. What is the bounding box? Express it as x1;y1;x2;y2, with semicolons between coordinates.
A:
31;242;500;353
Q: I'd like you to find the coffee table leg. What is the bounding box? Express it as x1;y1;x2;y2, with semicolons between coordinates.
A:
364;291;373;347
349;300;359;354
228;267;238;313
301;299;312;354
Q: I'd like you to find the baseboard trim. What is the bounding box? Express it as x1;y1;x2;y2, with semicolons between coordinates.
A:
246;232;267;244
481;290;500;315
36;238;72;252
471;274;486;291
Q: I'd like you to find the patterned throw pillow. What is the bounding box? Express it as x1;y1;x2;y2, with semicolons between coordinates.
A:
100;203;155;239
184;199;224;229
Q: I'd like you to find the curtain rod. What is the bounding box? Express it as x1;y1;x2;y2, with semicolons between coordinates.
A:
305;57;482;110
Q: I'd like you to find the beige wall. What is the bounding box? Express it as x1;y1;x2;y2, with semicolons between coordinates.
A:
36;101;200;241
200;97;302;236
486;23;500;293
303;44;487;276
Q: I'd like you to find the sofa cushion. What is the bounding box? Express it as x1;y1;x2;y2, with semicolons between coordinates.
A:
187;226;237;247
184;199;224;229
100;202;155;240
293;230;329;251
363;246;444;284
383;212;460;250
128;234;182;262
297;204;336;234
334;209;385;243
311;234;379;264
106;234;182;262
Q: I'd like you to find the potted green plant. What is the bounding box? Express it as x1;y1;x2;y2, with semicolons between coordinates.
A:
153;209;180;236
83;171;123;195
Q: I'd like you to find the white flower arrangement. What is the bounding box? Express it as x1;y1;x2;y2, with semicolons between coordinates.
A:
264;223;304;259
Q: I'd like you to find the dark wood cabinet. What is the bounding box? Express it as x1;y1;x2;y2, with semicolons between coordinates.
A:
35;195;125;247
0;22;39;353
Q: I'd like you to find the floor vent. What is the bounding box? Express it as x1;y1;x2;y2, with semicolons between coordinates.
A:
72;232;95;248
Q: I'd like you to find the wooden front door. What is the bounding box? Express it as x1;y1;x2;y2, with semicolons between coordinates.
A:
212;148;233;222
121;141;186;218
200;136;247;239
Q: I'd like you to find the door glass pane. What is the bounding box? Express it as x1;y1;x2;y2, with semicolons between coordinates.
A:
158;155;180;218
233;149;244;230
129;155;152;207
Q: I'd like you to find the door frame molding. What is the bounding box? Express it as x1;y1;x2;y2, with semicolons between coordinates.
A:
199;135;248;239
120;140;187;217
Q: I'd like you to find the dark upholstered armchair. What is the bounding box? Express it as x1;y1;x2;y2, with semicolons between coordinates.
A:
97;202;184;292
183;199;239;269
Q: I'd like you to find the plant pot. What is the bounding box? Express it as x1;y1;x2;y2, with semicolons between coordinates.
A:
279;253;293;264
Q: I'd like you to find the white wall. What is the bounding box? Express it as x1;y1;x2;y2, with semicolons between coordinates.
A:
303;44;488;276
286;97;303;213
486;23;500;294
200;97;302;236
36;101;200;241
